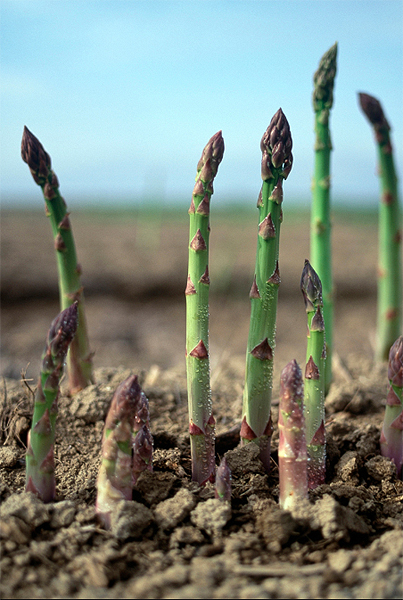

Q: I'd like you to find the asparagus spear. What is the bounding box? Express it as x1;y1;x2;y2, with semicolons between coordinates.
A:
96;375;147;528
300;259;326;489
185;131;224;485
278;359;307;510
380;336;403;479
358;93;402;361
215;457;232;502
21;126;94;394
241;109;293;472
310;42;338;393
25;302;78;502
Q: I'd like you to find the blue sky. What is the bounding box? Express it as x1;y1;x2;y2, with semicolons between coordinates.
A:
1;0;402;209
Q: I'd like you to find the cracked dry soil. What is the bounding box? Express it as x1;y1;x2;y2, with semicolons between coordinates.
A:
1;209;402;598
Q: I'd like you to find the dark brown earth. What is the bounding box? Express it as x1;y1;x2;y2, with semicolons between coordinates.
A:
1;207;402;599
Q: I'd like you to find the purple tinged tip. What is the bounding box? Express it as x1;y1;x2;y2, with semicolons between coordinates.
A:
300;259;323;312
21;126;52;182
358;93;390;129
280;360;304;408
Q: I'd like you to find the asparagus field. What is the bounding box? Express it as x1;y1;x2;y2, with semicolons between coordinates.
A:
1;205;402;599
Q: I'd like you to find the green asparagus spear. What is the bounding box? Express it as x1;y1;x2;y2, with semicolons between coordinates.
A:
185;131;224;485
358;93;402;361
241;109;293;472
278;359;308;510
21;126;94;394
25;302;78;502
380;336;403;479
310;42;338;393
300;259;326;489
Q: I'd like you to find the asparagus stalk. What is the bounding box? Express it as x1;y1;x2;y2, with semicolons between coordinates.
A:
96;375;148;528
278;359;307;510
241;109;293;472
358;93;402;361
300;259;326;489
310;42;338;393
380;336;403;479
25;302;78;502
185;131;224;485
21;126;94;394
215;457;232;502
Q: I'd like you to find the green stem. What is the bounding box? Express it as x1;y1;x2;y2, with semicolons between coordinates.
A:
21;126;94;393
186;131;224;485
242;109;293;472
310;42;337;394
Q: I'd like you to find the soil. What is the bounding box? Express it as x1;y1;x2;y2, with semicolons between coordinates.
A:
1;208;402;599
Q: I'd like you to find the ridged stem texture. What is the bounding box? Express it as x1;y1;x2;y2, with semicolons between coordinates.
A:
185;131;224;485
215;457;232;502
278;359;308;510
358;93;402;361
25;303;78;502
380;336;403;479
21;126;94;394
310;42;337;394
96;375;153;528
241;109;293;472
301;260;326;489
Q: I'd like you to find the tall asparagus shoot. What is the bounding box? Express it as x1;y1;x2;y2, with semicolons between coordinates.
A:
241;109;293;472
301;260;326;489
358;93;402;361
380;336;403;479
25;303;78;502
96;375;150;528
185;131;225;484
278;360;308;510
310;42;338;393
21;126;94;394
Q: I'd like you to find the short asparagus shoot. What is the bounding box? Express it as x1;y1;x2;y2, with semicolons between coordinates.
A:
21;126;94;394
185;131;224;485
300;259;326;489
358;93;402;361
278;360;307;510
241;109;293;472
25;302;78;502
380;336;403;479
310;42;338;393
96;375;152;528
215;457;232;502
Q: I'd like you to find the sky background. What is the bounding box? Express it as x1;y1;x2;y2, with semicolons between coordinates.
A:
1;0;402;209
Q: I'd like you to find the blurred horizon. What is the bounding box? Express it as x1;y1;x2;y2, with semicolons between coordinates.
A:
1;0;402;209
